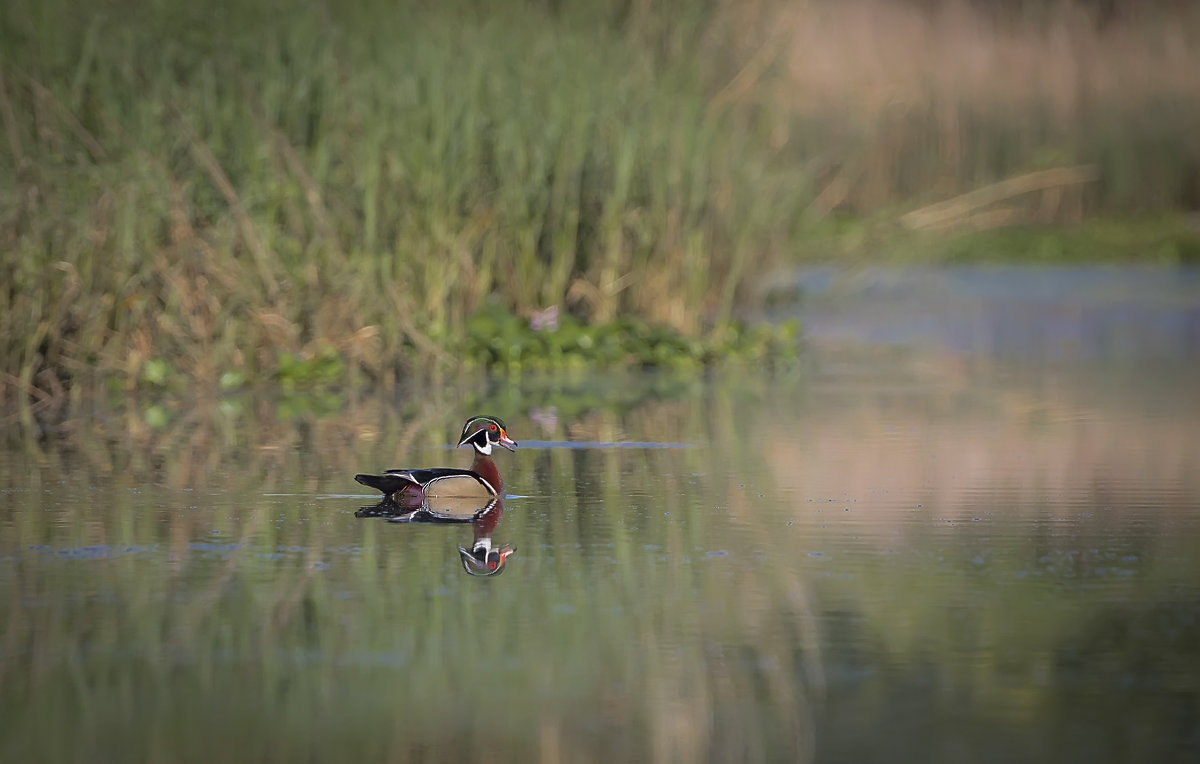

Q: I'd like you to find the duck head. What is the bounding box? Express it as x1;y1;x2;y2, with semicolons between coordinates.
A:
457;415;518;455
458;540;515;577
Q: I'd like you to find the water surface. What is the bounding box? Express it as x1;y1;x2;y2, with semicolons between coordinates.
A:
3;273;1199;762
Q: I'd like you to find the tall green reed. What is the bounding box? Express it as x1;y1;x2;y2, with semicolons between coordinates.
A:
1;0;806;403
2;0;1198;409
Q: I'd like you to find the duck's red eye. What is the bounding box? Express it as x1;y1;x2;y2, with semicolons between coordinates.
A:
489;423;498;431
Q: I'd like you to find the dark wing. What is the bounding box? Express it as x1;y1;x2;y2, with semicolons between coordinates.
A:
355;470;421;494
357;467;495;495
395;468;490;487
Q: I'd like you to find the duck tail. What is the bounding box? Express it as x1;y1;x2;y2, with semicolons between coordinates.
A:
355;473;414;494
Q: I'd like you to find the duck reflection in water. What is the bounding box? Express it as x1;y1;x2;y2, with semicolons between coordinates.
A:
452;499;515;577
355;497;515;577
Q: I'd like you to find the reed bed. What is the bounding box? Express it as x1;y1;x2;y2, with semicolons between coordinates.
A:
2;0;1198;408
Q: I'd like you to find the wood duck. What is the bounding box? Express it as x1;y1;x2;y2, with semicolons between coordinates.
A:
355;415;517;507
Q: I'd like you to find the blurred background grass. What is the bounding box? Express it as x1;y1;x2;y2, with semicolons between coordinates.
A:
2;0;1198;405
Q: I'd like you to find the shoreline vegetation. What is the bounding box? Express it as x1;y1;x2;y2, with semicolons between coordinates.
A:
2;0;1198;414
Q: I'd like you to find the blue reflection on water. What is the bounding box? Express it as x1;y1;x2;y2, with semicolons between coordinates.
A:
779;265;1200;359
517;440;693;449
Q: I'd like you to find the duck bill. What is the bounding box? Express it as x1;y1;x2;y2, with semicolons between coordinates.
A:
499;432;518;451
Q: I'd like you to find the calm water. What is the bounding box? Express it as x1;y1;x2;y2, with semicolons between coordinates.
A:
3;270;1200;762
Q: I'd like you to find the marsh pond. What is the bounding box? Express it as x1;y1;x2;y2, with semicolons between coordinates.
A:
3;266;1199;762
